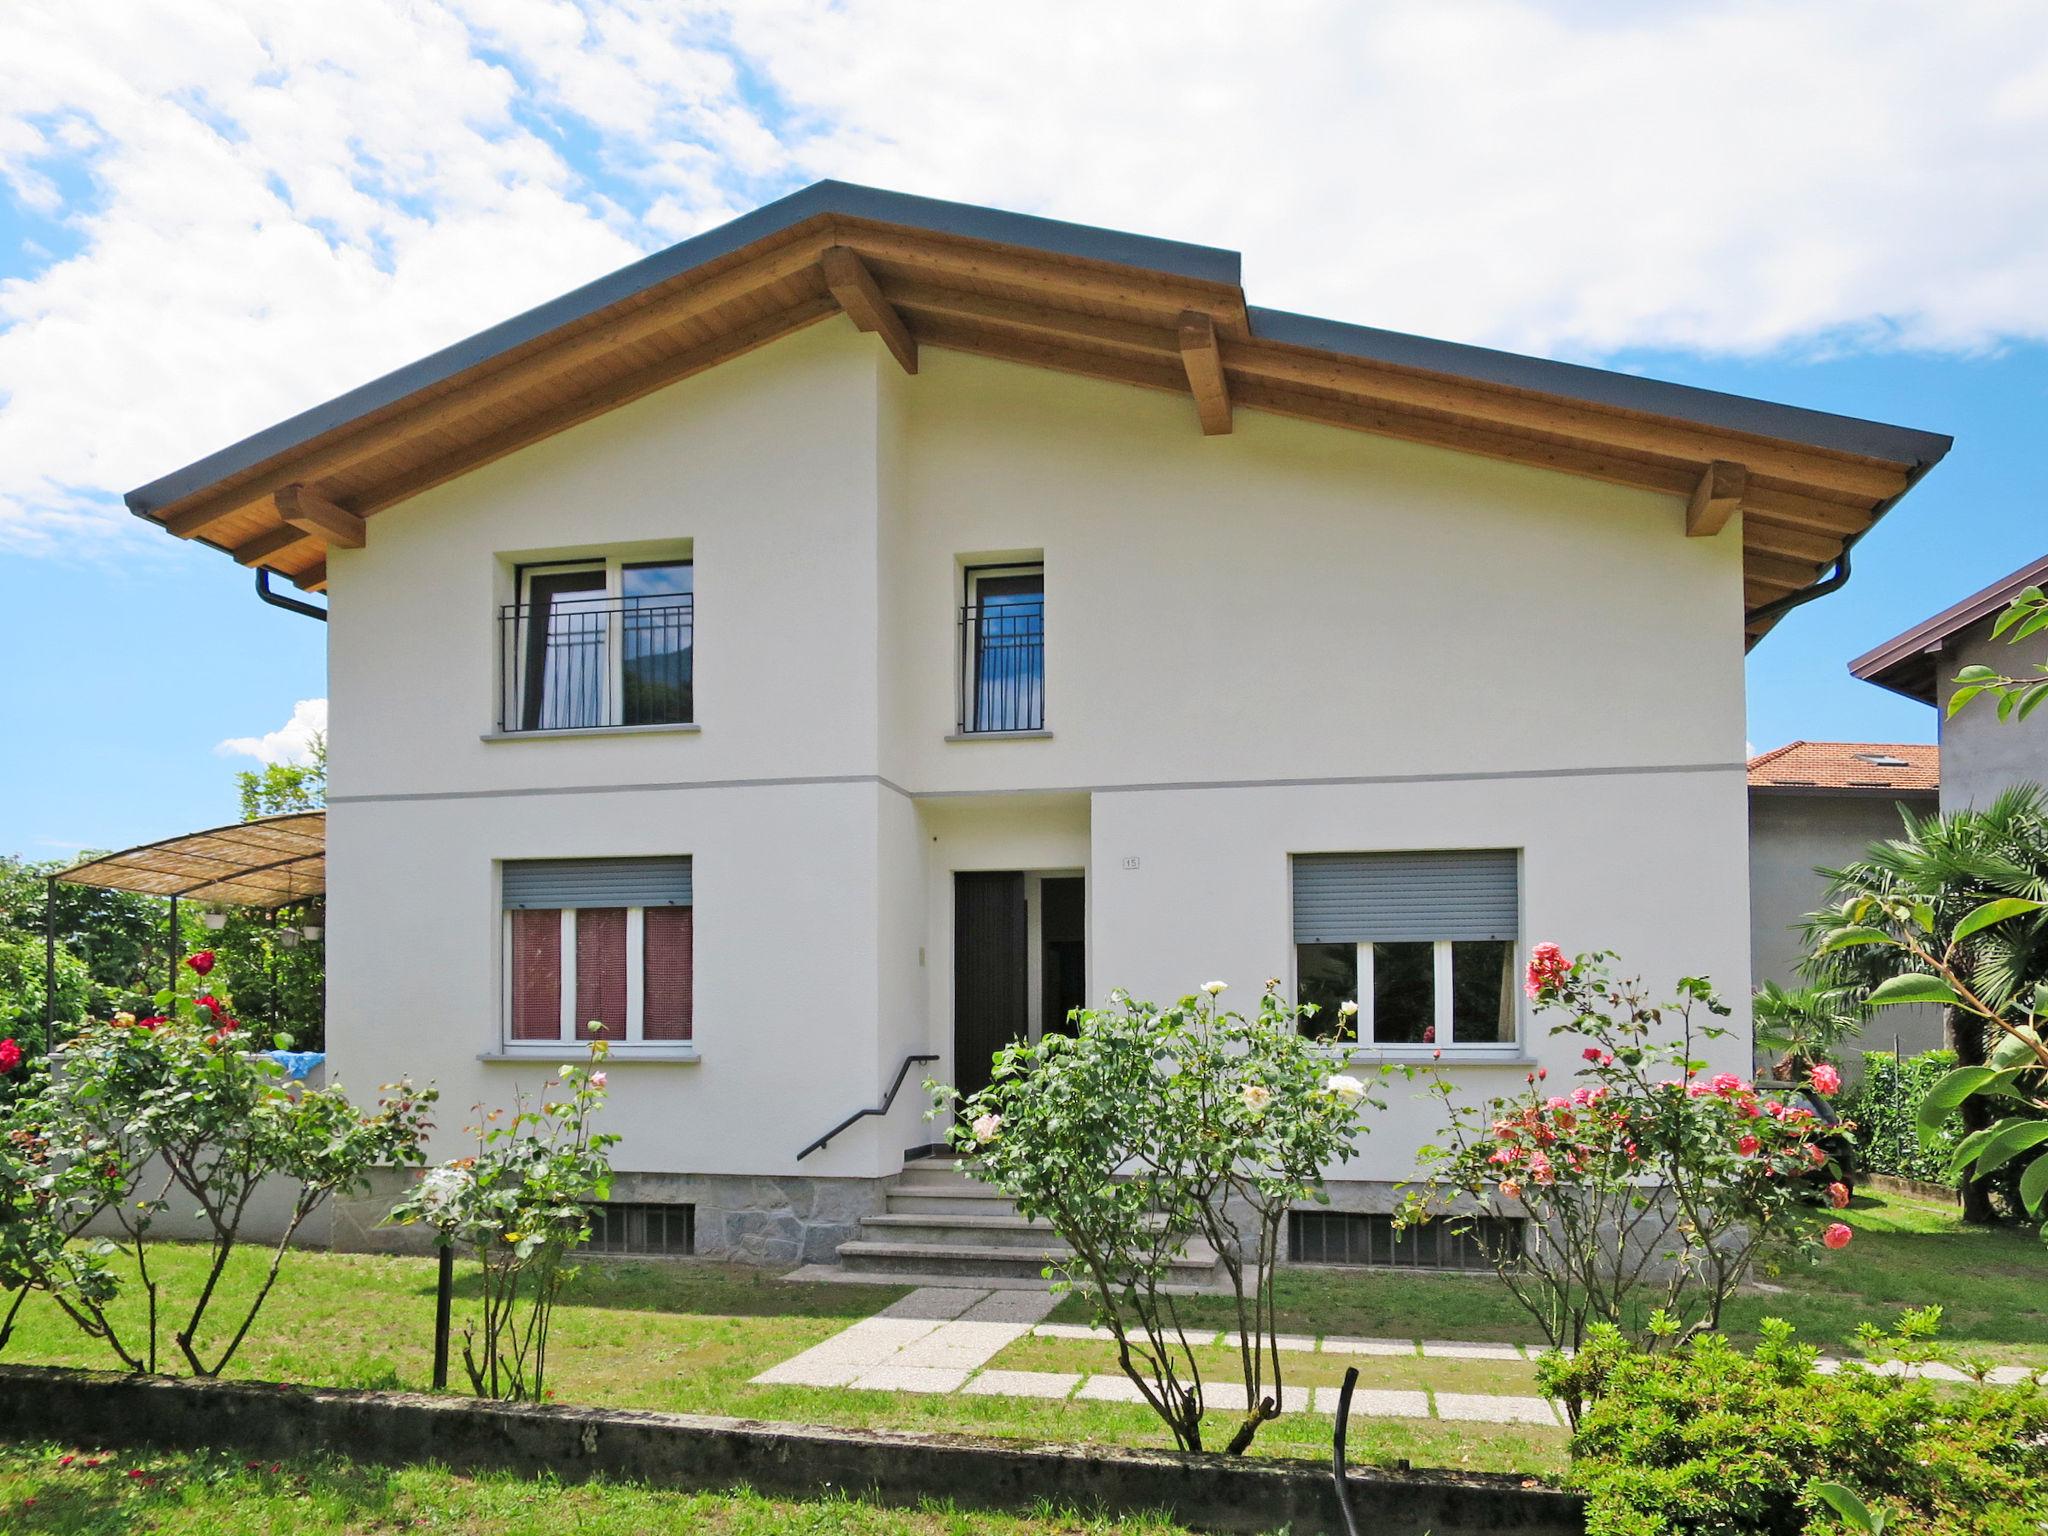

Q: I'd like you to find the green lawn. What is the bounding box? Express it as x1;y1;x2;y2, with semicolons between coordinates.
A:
0;1442;1204;1536
0;1188;2031;1486
1046;1190;2048;1368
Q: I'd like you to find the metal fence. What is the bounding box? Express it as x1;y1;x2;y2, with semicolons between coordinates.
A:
498;593;693;732
958;599;1044;733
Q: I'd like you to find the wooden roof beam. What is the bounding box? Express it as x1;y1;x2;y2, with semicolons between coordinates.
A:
277;484;365;548
1178;312;1233;436
150;234;837;533
1685;460;1747;537
885;279;1178;357
231;523;319;569
822;246;916;374
294;563;328;594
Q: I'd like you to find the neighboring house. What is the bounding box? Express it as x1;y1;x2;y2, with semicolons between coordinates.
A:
123;182;1950;1273
1747;740;1944;1075
1851;554;2048;812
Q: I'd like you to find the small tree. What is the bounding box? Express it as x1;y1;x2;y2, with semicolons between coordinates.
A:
935;981;1376;1456
388;1043;617;1402
20;949;434;1375
1412;949;1853;1383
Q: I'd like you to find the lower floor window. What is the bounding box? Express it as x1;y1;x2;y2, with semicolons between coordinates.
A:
508;904;693;1045
1296;938;1515;1047
584;1201;694;1256
1288;1209;1522;1271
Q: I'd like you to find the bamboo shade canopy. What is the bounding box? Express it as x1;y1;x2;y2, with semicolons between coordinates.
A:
56;812;325;909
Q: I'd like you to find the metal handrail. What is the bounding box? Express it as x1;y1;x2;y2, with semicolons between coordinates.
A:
796;1053;939;1161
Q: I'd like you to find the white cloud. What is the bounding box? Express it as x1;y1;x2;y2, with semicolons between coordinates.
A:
217;698;327;766
4;1;2048;553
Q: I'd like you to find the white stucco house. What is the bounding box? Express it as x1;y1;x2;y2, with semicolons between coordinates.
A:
125;183;1950;1274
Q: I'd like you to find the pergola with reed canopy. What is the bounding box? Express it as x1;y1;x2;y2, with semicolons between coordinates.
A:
44;811;325;1024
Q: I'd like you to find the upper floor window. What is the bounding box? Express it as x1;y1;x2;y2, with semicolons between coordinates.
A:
958;562;1044;733
503;857;693;1050
1291;850;1520;1050
500;558;693;732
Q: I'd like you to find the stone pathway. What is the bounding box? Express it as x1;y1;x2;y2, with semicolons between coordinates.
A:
753;1286;2048;1420
751;1285;1567;1425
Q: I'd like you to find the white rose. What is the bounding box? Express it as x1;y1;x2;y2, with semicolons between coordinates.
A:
589;1071;607;1089
971;1112;1003;1144
1325;1073;1366;1103
1338;1000;1359;1018
1240;1084;1272;1113
1201;980;1229;997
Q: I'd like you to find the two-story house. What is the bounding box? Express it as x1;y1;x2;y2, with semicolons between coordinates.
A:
126;182;1950;1275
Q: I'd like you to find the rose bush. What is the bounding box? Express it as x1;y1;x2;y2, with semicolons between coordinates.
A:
2;948;433;1374
1411;949;1854;1380
933;981;1378;1455
388;1041;617;1402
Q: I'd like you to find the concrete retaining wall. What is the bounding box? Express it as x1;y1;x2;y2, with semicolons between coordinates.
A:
0;1365;1585;1536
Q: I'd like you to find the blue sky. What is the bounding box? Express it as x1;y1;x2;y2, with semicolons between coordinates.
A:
2;2;2045;860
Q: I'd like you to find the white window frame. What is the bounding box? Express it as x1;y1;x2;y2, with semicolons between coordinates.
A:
513;556;692;732
961;560;1046;733
502;904;685;1049
1298;938;1520;1052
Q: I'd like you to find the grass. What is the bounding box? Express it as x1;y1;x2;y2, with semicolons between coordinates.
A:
0;1244;1560;1475
0;1188;2031;1484
0;1441;1207;1535
1043;1190;2048;1367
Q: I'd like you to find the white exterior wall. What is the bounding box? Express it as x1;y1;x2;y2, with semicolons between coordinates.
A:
325;320;1751;1197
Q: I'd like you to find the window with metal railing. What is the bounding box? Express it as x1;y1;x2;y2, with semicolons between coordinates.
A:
958;563;1044;733
1288;1209;1522;1271
499;559;692;732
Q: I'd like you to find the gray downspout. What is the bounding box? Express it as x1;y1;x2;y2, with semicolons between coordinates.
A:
254;568;328;623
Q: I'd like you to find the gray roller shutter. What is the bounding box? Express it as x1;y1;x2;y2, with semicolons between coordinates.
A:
1292;851;1517;943
502;857;691;909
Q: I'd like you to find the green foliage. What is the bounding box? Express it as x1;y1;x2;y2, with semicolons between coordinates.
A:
1414;953;1849;1373
0;853;186;1033
1545;1317;2048;1535
387;1043;617;1401
235;739;326;821
1845;1051;1964;1185
2;949;432;1376
1948;586;2048;723
0;931;89;1061
1752;981;1866;1075
933;981;1375;1456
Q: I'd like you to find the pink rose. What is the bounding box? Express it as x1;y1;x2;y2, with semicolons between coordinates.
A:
1524;942;1572;998
1823;1222;1852;1250
1808;1063;1842;1096
0;1038;19;1074
1828;1181;1850;1209
1737;1134;1761;1156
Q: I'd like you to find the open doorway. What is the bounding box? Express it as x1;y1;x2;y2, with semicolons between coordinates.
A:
952;870;1085;1100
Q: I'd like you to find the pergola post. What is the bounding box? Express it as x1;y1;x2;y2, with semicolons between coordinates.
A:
168;895;180;1000
44;875;57;1040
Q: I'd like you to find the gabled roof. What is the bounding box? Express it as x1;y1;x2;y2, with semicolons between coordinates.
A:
126;181;1951;641
1849;553;2048;704
1747;740;1939;793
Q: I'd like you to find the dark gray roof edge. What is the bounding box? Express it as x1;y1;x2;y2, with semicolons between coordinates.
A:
125;181;1243;515
1848;550;2048;703
1247;307;1955;469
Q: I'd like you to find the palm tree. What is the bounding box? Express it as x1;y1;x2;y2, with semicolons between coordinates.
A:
1803;784;2048;1223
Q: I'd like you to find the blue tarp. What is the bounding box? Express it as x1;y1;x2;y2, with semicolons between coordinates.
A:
264;1050;326;1080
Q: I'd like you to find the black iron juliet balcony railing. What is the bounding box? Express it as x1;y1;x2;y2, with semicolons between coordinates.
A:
958;600;1044;733
498;593;694;733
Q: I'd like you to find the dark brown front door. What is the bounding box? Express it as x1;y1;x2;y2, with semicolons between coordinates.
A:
954;871;1027;1101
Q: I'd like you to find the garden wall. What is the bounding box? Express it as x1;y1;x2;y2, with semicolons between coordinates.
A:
0;1364;1586;1536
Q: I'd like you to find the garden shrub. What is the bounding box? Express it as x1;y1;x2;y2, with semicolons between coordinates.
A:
388;1042;617;1402
1846;1050;1962;1185
1412;949;1853;1366
936;981;1376;1455
1545;1317;2048;1535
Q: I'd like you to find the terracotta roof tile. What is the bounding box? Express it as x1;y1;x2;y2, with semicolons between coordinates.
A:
1747;740;1939;792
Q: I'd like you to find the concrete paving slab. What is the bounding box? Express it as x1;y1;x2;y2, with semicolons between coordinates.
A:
1320;1336;1420;1357
1076;1374;1149;1404
1420;1340;1526;1361
879;1288;989;1322
1218;1333;1320;1354
1200;1382;1316;1414
848;1365;972;1394
959;1290;1060;1325
1313;1386;1430;1418
1434;1392;1559;1426
964;1370;1082;1400
748;1358;863;1388
1033;1323;1117;1341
